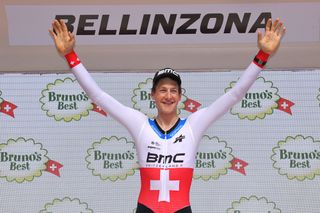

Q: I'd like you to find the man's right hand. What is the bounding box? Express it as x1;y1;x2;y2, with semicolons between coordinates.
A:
49;19;75;56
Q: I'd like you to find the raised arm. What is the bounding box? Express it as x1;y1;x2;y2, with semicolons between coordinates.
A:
189;18;286;141
49;19;147;140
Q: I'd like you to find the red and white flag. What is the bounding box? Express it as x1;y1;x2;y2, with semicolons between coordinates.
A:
0;100;17;118
277;97;294;115
230;157;248;175
183;98;201;113
46;160;63;177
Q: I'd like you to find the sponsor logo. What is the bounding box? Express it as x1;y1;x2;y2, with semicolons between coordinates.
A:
151;141;161;147
146;152;185;164
147;146;160;150
227;195;281;213
86;136;137;181
39;197;93;213
40;78;106;122
0;137;62;183
173;134;185;143
225;77;294;120
156;68;179;77
271;135;320;181
194;136;248;180
148;141;161;150
131;78;201;118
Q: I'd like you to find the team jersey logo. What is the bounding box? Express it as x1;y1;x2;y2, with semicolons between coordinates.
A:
173;134;185;143
147;141;161;150
146;152;185;164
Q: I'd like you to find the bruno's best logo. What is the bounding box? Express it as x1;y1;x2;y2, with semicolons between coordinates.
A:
271;135;320;181
0;137;63;183
194;136;248;180
86;136;137;181
225;77;294;120
40;78;107;122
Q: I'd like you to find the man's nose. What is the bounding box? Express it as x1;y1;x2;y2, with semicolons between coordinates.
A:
165;91;173;98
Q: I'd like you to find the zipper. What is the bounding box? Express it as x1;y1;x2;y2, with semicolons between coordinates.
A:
164;130;167;170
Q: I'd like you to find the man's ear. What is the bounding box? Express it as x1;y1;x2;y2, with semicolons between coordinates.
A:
151;91;155;100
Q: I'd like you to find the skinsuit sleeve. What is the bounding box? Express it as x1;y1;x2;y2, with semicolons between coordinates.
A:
64;51;147;141
188;50;269;142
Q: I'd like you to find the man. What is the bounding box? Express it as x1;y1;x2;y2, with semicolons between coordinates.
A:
49;18;285;213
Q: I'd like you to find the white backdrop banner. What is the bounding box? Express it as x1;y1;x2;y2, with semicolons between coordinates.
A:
5;3;320;45
1;69;320;212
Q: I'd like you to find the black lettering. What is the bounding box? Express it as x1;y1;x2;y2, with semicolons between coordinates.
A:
224;13;251;33
249;12;271;33
151;14;177;34
119;15;137;35
176;14;200;34
146;152;185;163
147;152;157;163
173;153;185;163
99;15;117;35
163;155;173;164
77;15;99;35
200;13;223;34
139;14;151;34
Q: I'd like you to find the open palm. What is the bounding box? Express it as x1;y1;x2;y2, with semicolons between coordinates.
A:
258;18;286;55
49;20;75;56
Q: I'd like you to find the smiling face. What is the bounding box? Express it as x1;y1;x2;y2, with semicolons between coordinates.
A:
151;77;182;117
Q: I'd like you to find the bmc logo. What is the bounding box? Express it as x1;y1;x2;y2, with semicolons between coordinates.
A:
146;152;185;164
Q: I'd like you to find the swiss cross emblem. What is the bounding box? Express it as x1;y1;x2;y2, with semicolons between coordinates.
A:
150;170;179;202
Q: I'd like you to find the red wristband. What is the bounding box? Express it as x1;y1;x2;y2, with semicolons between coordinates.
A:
65;51;81;68
253;50;269;68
